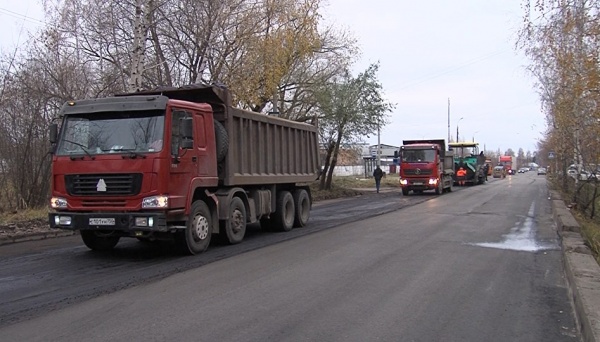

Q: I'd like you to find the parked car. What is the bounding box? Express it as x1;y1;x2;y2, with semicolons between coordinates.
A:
537;167;547;175
518;168;528;173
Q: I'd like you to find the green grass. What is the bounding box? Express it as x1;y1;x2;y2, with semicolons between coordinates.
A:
549;175;600;264
572;211;600;264
0;207;48;225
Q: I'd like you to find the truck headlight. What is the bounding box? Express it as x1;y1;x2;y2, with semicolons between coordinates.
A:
142;195;168;208
429;178;438;185
55;215;72;225
399;179;408;185
50;197;68;209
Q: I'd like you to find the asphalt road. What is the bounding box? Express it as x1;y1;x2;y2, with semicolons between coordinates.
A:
0;174;580;341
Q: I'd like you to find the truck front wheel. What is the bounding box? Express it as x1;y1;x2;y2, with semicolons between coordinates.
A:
220;197;246;244
177;200;212;255
274;191;295;232
435;181;443;195
402;188;409;196
80;231;120;251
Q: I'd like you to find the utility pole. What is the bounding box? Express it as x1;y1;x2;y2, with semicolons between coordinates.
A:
456;117;463;142
377;124;381;167
447;98;451;143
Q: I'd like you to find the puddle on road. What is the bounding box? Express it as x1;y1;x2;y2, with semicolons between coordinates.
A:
471;202;559;252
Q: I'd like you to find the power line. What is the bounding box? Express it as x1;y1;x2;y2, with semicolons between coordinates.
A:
0;7;45;25
398;49;510;90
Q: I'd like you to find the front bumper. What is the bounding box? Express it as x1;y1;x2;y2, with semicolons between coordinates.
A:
400;178;437;190
49;212;168;232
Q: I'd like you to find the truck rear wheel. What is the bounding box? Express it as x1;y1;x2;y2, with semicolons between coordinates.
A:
274;191;295;232
293;189;310;227
80;231;120;251
220;197;246;244
176;200;212;255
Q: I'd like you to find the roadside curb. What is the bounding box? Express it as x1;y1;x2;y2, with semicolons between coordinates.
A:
550;188;600;342
0;230;77;246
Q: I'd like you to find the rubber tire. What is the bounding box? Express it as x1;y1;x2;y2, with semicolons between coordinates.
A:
80;231;120;251
402;188;409;196
435;181;443;195
220;197;246;244
214;121;229;163
176;200;212;255
292;189;310;228
274;191;295;232
447;180;453;192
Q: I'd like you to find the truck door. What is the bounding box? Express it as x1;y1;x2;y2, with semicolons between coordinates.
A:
169;108;196;209
192;110;215;177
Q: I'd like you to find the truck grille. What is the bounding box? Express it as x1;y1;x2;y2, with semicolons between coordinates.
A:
404;169;432;176
82;200;127;207
65;174;142;196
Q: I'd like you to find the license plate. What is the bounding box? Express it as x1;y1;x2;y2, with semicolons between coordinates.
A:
413;182;423;185
89;218;115;226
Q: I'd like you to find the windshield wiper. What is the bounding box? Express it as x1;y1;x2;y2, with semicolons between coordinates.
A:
62;139;95;160
110;148;146;159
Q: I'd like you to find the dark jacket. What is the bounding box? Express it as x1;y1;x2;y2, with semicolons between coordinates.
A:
373;167;383;180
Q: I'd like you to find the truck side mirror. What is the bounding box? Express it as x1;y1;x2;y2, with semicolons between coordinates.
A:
49;123;58;144
49;123;58;154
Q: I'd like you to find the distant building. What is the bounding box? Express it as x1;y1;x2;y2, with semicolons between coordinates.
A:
366;144;399;165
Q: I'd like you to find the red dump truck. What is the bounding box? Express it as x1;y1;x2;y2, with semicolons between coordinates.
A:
395;139;455;196
499;155;516;175
48;84;320;254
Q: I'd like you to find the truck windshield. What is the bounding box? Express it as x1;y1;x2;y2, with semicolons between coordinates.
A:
402;149;436;163
55;110;165;156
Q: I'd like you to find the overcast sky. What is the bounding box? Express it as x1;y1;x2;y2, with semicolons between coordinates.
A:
0;0;543;154
323;0;543;154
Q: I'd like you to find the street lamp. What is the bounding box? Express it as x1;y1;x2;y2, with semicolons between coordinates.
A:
377;123;381;167
456;117;464;142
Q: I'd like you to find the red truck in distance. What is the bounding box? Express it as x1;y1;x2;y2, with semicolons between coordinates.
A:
48;84;321;255
395;139;455;196
499;155;516;175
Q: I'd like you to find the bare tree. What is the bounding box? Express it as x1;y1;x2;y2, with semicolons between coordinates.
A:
314;63;395;190
0;0;362;210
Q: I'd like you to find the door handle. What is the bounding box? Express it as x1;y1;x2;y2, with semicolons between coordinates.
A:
192;157;197;162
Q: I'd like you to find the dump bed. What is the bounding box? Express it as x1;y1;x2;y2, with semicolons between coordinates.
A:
125;84;321;186
220;106;319;185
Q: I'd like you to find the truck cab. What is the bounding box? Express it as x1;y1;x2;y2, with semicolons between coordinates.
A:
397;139;454;196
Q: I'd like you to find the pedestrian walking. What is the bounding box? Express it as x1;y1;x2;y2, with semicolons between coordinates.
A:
373;166;384;193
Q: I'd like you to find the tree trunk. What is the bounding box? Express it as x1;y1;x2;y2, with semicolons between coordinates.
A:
128;0;153;92
324;132;343;190
319;141;334;190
